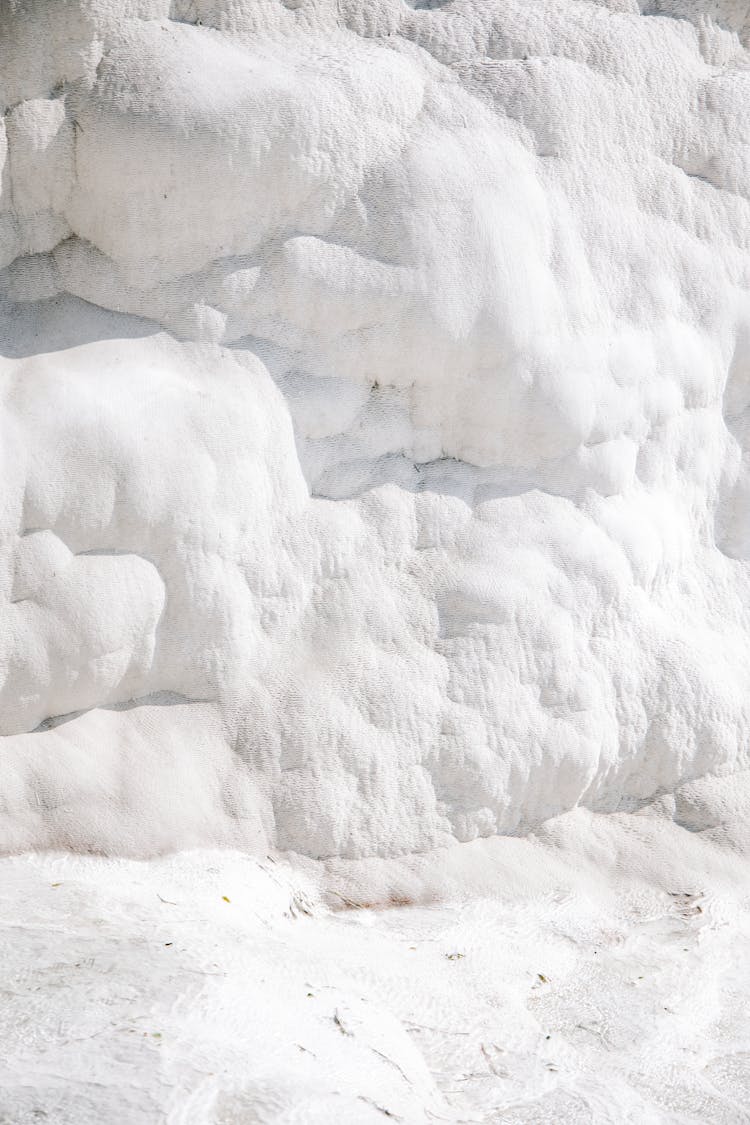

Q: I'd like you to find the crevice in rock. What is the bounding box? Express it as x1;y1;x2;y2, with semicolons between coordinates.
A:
30;691;214;734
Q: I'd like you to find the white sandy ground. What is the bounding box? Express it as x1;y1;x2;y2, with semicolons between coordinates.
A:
3;796;750;1125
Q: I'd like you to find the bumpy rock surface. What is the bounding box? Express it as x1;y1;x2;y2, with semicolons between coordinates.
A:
1;0;749;860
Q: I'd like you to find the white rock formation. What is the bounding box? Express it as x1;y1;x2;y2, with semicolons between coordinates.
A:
1;0;749;863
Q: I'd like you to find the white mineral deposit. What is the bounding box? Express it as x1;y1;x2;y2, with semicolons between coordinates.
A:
1;1;749;1120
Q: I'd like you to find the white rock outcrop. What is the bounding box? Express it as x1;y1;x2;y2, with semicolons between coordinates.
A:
1;0;749;860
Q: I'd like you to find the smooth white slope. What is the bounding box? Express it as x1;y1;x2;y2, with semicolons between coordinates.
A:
3;795;750;1124
1;1;749;863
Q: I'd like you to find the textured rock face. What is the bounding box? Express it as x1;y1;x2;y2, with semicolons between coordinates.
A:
0;0;749;859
